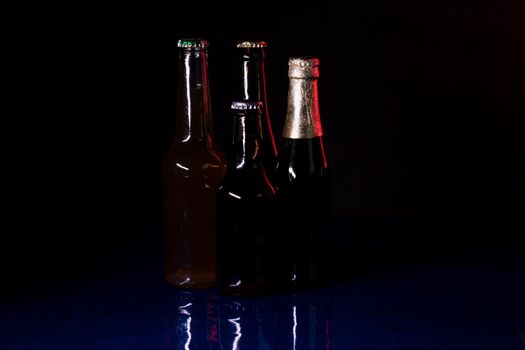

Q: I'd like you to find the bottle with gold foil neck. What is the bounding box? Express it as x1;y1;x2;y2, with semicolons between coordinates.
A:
163;39;226;288
276;57;331;289
234;41;278;173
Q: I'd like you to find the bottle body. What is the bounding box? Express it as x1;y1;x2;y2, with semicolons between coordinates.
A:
216;171;276;295
163;146;225;287
276;138;331;288
275;57;331;289
216;102;277;296
163;39;226;288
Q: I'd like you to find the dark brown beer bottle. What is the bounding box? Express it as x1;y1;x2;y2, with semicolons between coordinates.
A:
234;41;278;172
275;57;331;289
216;101;277;296
163;39;226;288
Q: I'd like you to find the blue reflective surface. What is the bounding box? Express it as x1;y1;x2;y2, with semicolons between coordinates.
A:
169;290;331;350
2;262;524;349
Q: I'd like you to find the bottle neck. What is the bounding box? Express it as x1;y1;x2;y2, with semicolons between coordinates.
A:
235;48;278;160
175;48;214;144
236;48;266;102
282;77;323;139
230;109;264;171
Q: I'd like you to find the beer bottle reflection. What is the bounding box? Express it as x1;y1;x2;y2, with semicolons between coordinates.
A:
217;299;273;350
166;290;220;349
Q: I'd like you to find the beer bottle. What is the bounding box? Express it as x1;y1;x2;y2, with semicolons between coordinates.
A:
163;39;226;288
234;41;278;172
276;57;331;289
216;101;277;296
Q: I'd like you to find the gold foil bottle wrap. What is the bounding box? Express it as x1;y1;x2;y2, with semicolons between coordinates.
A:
282;57;323;139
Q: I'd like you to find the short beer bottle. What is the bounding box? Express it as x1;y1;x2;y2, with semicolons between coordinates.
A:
216;101;277;296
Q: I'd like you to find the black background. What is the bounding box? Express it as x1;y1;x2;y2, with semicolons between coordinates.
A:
6;1;524;295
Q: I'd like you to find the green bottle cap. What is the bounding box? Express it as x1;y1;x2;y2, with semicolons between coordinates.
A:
177;39;209;48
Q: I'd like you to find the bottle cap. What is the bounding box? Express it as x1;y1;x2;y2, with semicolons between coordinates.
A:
236;41;268;48
177;39;209;49
288;57;320;78
231;101;263;110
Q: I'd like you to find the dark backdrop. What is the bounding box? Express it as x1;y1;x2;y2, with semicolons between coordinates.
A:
7;1;524;295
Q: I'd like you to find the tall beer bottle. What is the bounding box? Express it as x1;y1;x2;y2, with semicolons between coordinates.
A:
234;41;278;172
276;57;331;289
163;39;226;288
216;101;277;296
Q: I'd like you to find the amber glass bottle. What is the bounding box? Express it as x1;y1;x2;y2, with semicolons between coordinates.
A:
275;57;331;289
216;101;277;296
163;39;226;288
234;41;278;172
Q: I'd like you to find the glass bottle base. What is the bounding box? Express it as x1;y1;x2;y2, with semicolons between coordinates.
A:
165;271;216;289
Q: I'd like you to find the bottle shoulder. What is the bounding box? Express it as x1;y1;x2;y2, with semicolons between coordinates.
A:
275;164;330;190
218;168;276;199
165;140;225;160
163;144;226;178
275;137;330;186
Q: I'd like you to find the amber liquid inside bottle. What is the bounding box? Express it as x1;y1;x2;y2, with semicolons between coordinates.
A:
163;44;226;288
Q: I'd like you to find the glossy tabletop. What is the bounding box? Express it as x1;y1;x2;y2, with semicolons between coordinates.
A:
2;255;524;350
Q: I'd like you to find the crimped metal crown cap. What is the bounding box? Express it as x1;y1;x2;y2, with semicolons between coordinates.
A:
236;41;268;48
177;39;209;48
288;57;320;78
231;101;263;110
